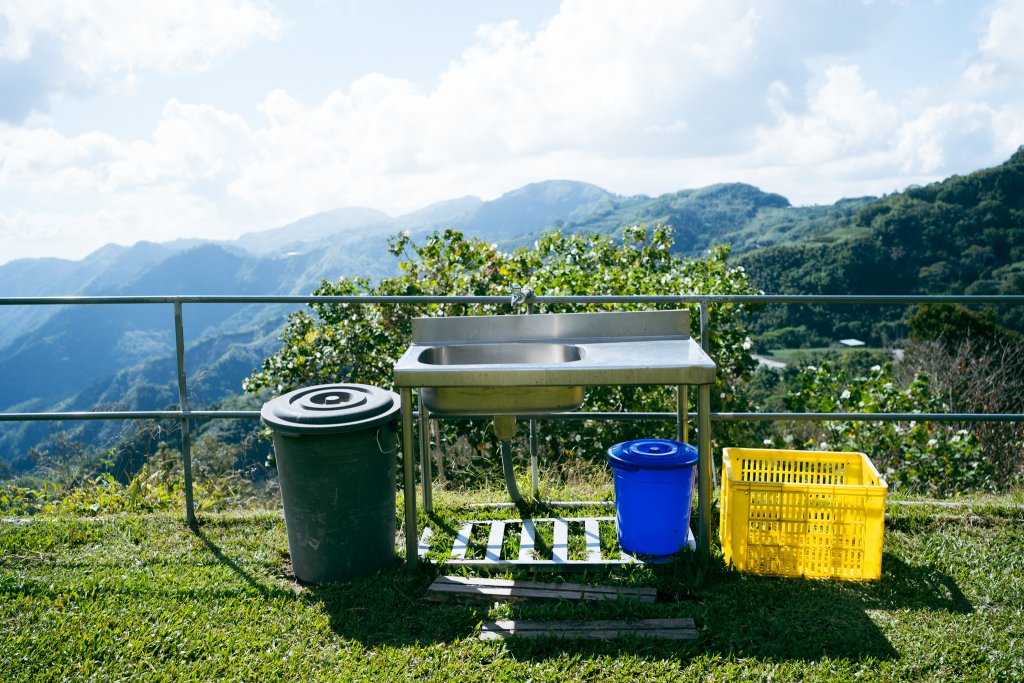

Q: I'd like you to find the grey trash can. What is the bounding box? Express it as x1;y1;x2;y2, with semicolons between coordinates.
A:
261;383;401;583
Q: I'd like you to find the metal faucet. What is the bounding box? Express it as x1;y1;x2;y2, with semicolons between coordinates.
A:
510;283;533;310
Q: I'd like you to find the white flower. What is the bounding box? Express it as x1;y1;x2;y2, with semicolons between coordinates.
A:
927;438;938;447
840;390;851;401
819;441;829;450
870;365;881;373
763;438;773;446
806;365;817;372
742;337;752;351
784;434;794;444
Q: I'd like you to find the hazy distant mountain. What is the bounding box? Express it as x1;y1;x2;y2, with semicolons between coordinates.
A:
0;178;861;465
233;207;393;255
395;195;484;229
0;241;200;349
453;180;619;240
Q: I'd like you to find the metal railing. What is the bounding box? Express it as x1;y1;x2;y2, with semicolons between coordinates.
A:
2;293;1024;529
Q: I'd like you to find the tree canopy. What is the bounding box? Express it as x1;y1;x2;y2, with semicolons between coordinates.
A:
245;226;762;478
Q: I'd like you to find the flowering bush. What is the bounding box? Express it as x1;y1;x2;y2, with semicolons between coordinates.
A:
771;362;995;494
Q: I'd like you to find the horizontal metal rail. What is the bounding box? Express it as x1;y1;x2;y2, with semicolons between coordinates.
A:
3;294;1024;306
4;410;1023;423
3;293;1024;530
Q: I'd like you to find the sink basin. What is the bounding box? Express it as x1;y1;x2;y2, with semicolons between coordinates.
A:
418;342;583;366
417;342;585;415
393;310;716;416
420;384;585;416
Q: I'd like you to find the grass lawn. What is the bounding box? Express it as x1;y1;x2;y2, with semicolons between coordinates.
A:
2;489;1022;682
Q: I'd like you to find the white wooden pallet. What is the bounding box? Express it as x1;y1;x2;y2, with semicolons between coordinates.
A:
418;516;695;567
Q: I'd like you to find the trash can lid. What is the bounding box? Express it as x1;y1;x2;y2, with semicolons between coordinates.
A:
607;438;697;470
261;383;401;435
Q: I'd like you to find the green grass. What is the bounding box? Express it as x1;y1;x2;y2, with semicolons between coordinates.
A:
2;491;1023;682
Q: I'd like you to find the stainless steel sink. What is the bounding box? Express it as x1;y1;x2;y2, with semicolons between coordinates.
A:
392;309;719;545
394;310;715;417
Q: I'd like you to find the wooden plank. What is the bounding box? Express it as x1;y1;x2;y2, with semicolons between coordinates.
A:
584;518;602;562
479;617;696;641
484;521;505;562
426;576;656;604
451;522;473;560
552;518;569;563
518;519;536;561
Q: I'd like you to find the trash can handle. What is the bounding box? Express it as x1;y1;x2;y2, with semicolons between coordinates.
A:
375;428;400;455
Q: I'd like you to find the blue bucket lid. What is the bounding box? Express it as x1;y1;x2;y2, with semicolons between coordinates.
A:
607;438;697;470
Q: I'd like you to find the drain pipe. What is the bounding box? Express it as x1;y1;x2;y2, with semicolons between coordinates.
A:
494;415;524;504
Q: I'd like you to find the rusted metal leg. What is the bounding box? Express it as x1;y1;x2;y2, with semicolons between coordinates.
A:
400;388;417;569
698;383;712;554
432;419;446;485
676;385;688;444
418;392;433;513
529;418;539;499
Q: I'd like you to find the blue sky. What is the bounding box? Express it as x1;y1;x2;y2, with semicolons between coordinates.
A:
1;0;1022;264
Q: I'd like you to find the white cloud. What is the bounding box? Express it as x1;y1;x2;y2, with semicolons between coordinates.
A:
755;66;900;165
0;0;280;119
979;0;1024;73
2;0;1024;263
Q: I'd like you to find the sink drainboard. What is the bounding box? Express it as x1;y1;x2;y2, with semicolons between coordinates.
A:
417;517;695;567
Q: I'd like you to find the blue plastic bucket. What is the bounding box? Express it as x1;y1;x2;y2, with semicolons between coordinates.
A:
607;438;698;556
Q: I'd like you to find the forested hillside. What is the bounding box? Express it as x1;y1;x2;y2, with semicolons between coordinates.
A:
741;146;1024;344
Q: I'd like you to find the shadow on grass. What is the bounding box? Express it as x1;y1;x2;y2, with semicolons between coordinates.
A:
292;547;971;658
193;526;281;598
497;549;972;664
189;513;971;658
303;565;485;647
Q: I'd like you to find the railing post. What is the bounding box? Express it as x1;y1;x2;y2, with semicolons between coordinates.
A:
700;299;709;352
173;301;197;529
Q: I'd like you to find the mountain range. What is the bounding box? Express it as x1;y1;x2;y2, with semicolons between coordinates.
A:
2;148;1022;467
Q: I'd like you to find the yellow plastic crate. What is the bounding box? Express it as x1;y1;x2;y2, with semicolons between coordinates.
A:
720;448;887;580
